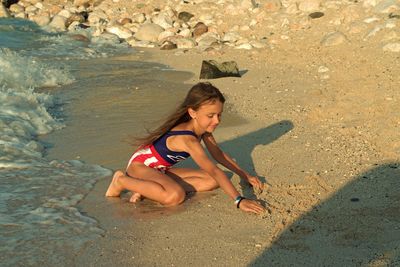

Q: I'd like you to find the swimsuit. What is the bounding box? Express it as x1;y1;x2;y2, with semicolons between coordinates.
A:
127;130;197;171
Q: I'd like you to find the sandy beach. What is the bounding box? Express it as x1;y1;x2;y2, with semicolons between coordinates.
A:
43;43;400;266
3;0;400;265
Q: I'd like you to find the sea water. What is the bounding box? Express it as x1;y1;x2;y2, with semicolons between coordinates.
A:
0;18;138;266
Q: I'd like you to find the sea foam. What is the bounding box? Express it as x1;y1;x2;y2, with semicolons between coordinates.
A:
0;36;112;266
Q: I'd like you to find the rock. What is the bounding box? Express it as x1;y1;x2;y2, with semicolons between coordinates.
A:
106;25;132;39
25;5;38;14
14;12;25;18
30;14;51;26
47;5;63;16
199;14;214;25
58;9;72;19
373;0;400;13
318;66;329;73
197;35;219;47
74;0;93;7
133;13;146;23
160;41;177;50
235;43;253;49
77;23;91;29
119;18;132;25
34;2;43;9
126;38;156;48
321;32;347;46
0;3;11;17
388;12;400;19
199;60;241;79
134;23;164;42
94;32;121;43
66;13;86;26
193;22;208;38
364;25;383;39
175;37;196;49
363;17;380;23
48;15;67;31
298;0;321;12
152;13;173;29
363;0;379;7
382;42;400;52
236;38;250;45
9;4;24;13
241;0;255;9
309;11;324;19
158;30;175;41
222;31;242;43
178;28;192;38
178;11;194;22
87;10;108;25
250;40;267;48
261;0;282;12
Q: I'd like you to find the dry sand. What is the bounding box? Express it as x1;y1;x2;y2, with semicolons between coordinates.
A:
44;6;400;267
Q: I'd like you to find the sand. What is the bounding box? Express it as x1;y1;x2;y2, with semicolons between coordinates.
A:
45;17;400;267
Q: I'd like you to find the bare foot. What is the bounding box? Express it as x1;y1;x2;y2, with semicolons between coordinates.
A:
105;171;124;197
129;192;143;203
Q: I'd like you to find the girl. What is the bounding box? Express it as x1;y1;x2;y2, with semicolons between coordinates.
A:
106;82;265;214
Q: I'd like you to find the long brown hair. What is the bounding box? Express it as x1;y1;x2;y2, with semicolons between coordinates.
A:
134;82;225;147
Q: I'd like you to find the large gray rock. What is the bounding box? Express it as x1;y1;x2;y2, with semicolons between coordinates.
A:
134;23;164;42
199;60;241;79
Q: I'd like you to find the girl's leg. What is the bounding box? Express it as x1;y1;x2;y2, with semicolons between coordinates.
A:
105;165;186;206
127;168;219;202
166;168;219;193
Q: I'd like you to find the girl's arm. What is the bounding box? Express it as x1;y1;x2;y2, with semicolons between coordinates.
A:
202;133;264;190
183;136;241;200
181;135;265;214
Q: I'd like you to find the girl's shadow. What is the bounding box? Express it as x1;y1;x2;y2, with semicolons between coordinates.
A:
220;120;294;199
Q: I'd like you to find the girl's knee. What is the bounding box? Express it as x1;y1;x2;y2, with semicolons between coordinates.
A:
163;187;186;206
202;173;218;191
206;177;219;191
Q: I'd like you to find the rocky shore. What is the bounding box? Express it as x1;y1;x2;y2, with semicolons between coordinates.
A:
1;0;400;52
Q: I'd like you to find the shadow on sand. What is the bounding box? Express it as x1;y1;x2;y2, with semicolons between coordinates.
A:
218;120;293;199
250;162;400;266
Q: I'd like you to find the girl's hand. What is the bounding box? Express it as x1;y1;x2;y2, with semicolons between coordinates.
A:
238;199;265;214
246;175;264;192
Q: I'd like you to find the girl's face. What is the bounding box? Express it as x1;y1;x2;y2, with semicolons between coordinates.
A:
189;100;223;134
